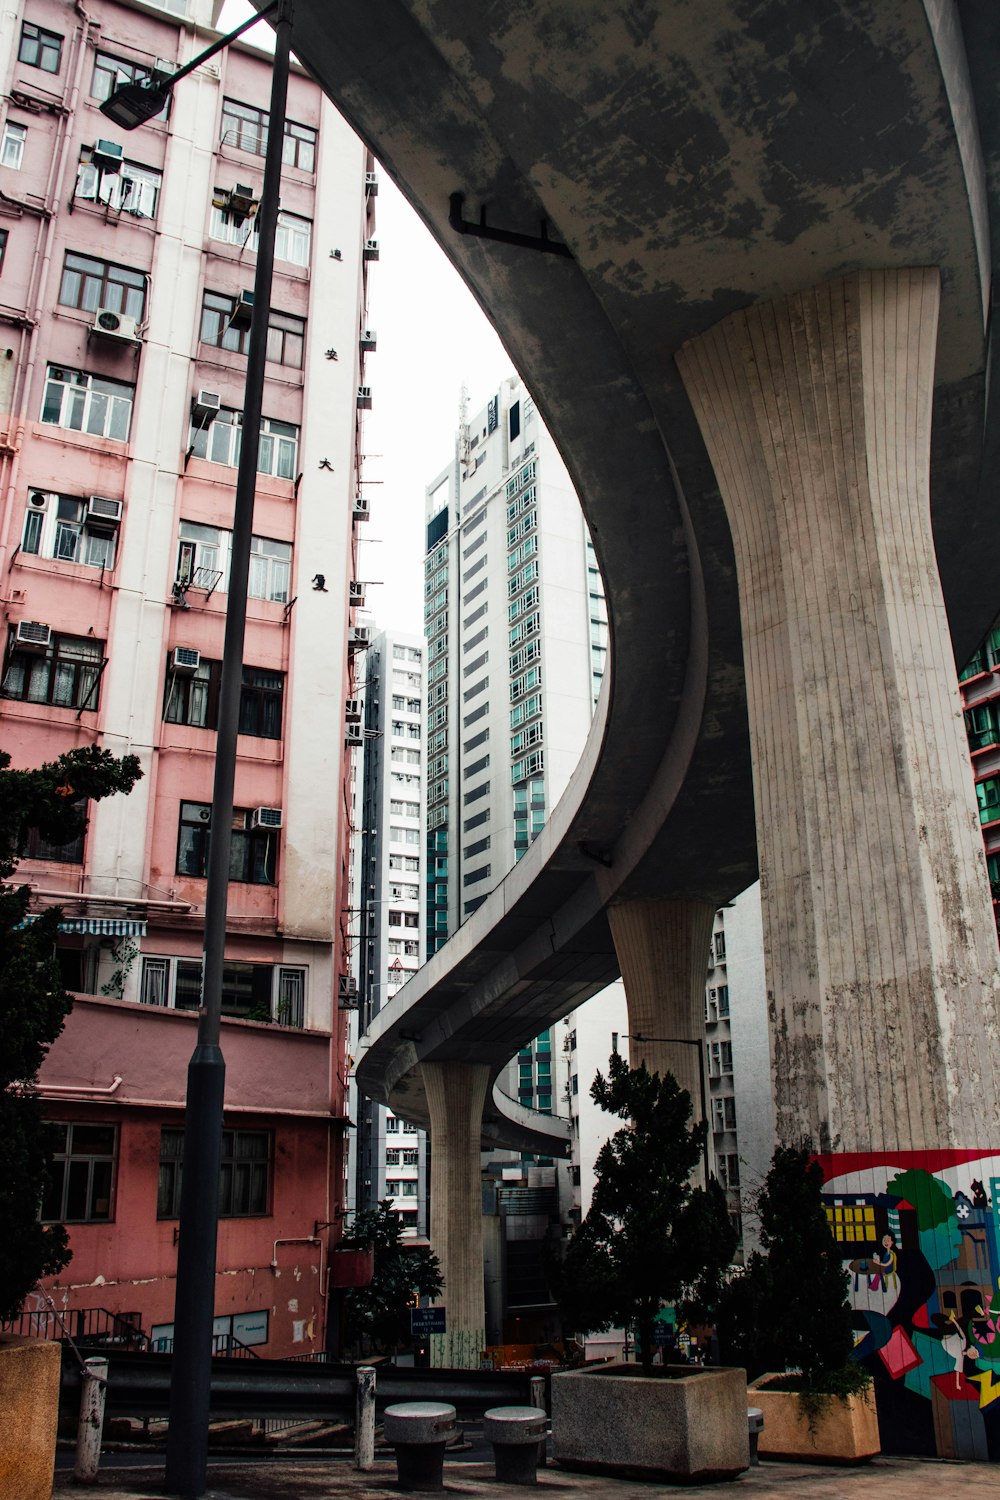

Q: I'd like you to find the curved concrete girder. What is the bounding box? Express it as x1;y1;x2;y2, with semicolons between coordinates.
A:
280;1;998;1143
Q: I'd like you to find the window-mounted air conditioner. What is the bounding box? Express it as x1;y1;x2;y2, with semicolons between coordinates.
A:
345;723;364;747
92;138;124;174
14;620;52;650
92;308;140;342
191;389;221;426
213;182;257;226
364;172;379;197
357;386;373;409
338;974;359;1007
169;646;200;674
352;495;370;521
251;806;283;830
87;495;123;527
345;698;362;722
349;581;366;605
363;238;379;261
228;289;254;331
359;328;377;352
348;625;371;650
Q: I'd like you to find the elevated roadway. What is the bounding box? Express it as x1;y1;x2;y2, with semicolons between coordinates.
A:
280;0;1000;1147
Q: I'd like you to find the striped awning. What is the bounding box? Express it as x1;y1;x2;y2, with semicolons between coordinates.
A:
17;915;147;937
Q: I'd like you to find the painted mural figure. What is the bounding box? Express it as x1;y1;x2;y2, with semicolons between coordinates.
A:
871;1233;898;1293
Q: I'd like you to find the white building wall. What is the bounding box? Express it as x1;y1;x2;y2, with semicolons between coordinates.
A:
724;881;773;1254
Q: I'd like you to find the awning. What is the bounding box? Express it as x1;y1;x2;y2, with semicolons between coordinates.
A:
17;915;147;937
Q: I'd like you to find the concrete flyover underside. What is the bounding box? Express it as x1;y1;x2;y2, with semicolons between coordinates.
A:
279;0;1000;1148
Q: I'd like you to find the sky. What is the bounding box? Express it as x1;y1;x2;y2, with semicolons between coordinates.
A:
219;2;514;636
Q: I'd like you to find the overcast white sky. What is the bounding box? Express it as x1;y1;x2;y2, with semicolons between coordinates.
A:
220;2;514;636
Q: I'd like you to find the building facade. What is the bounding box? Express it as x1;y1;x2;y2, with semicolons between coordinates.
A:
347;626;429;1238
1;0;372;1356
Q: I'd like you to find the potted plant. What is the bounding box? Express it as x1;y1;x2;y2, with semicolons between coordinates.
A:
550;1055;747;1481
716;1145;878;1463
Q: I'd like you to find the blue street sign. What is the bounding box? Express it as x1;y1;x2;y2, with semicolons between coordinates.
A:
411;1307;447;1335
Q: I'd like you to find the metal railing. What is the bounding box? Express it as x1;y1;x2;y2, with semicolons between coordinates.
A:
3;1306;149;1351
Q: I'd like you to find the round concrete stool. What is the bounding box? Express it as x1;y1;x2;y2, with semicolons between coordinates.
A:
383;1401;458;1492
747;1406;764;1466
483;1406;548;1485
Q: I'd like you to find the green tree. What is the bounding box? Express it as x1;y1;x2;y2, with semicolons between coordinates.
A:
0;747;142;1322
554;1054;737;1375
716;1145;866;1395
341;1201;443;1354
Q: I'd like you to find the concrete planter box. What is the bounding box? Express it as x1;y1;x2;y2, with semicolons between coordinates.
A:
748;1375;880;1463
551;1363;749;1482
0;1337;61;1500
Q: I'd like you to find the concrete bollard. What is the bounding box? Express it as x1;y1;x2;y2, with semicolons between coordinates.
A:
483;1406;548;1486
74;1356;109;1484
747;1406;764;1466
529;1374;547;1467
354;1365;376;1471
383;1401;458;1492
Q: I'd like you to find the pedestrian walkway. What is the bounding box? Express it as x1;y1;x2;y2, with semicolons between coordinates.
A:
52;1453;999;1499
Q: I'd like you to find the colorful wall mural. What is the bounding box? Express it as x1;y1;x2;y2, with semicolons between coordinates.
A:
818;1150;1000;1460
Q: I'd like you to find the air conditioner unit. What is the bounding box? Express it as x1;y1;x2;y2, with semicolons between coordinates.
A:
365;171;379;197
357;386;373;409
349;581;366;605
345;723;364;747
14;620;51;650
87;495;123;526
359;328;377;352
213;182;258;226
251;806;283;830
348;625;371;651
345;697;362;722
92;138;124;174
338;974;359;1007
92;308;140;342
352;495;370;521
228;290;254;331
169;646;200;674
27;491;50;513
191;389;221;426
363;238;379;261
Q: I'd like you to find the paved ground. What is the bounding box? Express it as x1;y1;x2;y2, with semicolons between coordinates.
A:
52;1453;1000;1499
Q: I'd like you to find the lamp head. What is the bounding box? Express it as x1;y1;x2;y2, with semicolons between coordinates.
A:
99;74;171;129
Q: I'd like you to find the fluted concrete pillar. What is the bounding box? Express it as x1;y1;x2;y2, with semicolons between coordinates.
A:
607;897;715;1152
422;1060;490;1368
676;268;1000;1153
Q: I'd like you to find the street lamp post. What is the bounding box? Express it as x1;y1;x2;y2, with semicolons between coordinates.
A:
102;5;292;1495
622;1031;711;1183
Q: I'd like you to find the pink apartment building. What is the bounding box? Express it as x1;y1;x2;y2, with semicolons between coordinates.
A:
0;0;373;1357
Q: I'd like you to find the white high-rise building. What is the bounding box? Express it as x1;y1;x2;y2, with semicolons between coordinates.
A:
347;628;429;1236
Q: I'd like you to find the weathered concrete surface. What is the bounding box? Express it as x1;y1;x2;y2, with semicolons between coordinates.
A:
677;268;1000;1154
0;1337;60;1500
551;1363;749;1481
423;1061;490;1369
54;1452;1000;1499
309;0;1000;1158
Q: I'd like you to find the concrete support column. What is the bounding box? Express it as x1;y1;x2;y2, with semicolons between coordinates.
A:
676;268;1000;1153
607;897;715;1140
422;1059;490;1368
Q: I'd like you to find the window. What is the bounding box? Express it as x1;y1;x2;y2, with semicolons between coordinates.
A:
21;493;118;570
177;521;291;602
91;51;169;119
41;366;134;442
1;121;26;170
163;658;283;739
718;1153;741;1190
210;198;312;267
176;801;277;884
41;1123;115;1223
59;252;147;322
21;798;87;864
714;931;727;962
3;630;103;711
199;292;305;368
76;154;161;217
139;955;303;1023
219;98;317;172
0;227;6;271
158;1127;271;1219
710;1040;733;1077
189;406;298;480
19;21;62;73
712;1096;737;1132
